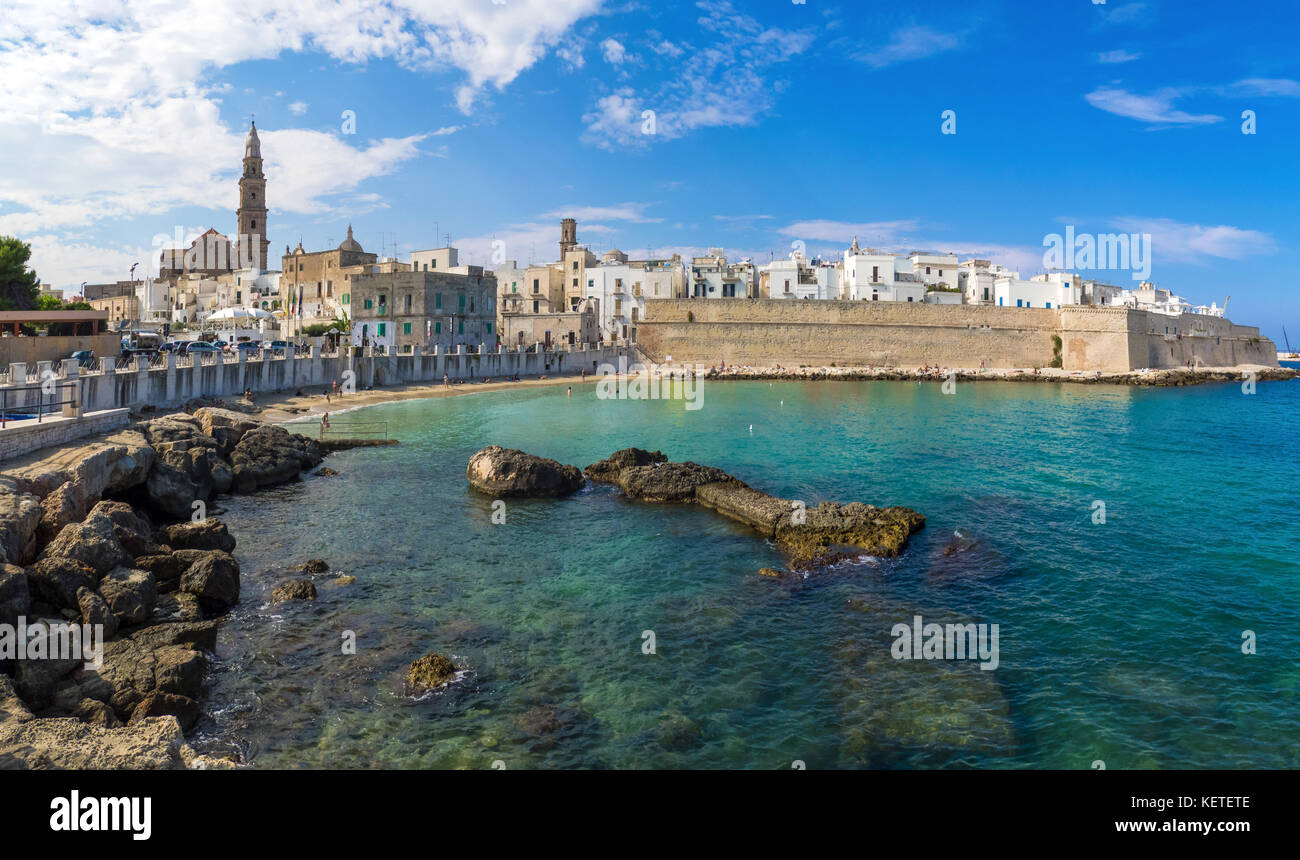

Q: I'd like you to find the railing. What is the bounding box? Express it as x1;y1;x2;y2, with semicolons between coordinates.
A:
316;420;388;441
0;381;77;428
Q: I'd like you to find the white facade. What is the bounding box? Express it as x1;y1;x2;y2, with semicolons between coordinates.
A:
585;259;683;342
994;276;1079;309
959;259;1019;305
844;248;923;302
908;253;960;290
689;250;753;299
763;251;841;300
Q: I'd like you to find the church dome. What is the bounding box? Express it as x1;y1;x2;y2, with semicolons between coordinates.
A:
338;224;363;252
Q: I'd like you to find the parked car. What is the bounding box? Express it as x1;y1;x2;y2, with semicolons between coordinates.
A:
265;339;289;355
159;341;184;353
182;341;220;356
68;349;95;368
212;340;230;352
235;341;261;354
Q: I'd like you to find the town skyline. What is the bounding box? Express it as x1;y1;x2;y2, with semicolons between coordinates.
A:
2;0;1296;343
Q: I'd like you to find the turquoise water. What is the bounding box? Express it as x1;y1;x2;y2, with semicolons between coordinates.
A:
195;372;1300;769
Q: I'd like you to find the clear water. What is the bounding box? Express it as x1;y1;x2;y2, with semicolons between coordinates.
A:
196;371;1300;769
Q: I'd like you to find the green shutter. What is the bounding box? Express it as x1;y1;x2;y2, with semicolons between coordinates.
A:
435;293;442;309
435;322;441;334
378;323;386;336
403;322;411;334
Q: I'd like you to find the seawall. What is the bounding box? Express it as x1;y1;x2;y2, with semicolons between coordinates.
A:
635;300;1278;372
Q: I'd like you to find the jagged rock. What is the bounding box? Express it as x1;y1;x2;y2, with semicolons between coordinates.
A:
583;448;668;483
38;511;132;576
312;466;338;477
210;459;233;494
695;482;792;535
97;567;158;626
0;714;191;769
151;592;203;623
133;553;187;592
615;461;736;502
178;550;240;611
25;557;99;609
74;698;122;729
13;636;82;712
0;490;41;566
466;446;585;497
0;563;30;627
76;586;118;640
229;425;322;493
295;559;329;574
271;578;317;603
129;691;199;731
144;456;200;520
126;620;218;653
773;502;926;564
405;654;458;695
193;407;262;456
37;480;88;546
141;414;215;453
97;639;206;720
159;519;235;553
88;500;158;556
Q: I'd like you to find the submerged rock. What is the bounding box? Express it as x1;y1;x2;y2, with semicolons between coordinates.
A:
295;558;329;574
466;446;584;497
405;654;458;695
270;578;317;603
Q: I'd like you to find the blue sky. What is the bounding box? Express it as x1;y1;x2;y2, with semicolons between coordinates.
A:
2;0;1297;344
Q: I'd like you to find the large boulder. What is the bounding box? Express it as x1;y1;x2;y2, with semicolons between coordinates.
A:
0;674;34;723
615;461;736;502
178;550;240;612
87;500;158;557
0;490;41;566
583;448;668;483
133;553;188;592
129;692;200;731
96;635;207;720
38;510;132;576
466;446;585;497
97;567;158;626
158;519;235;553
193;407;262;456
0;564;30;627
37;481;88;546
144;456;199;520
25;557;99;610
141;414;215;453
773;502;926;564
229;425;322;493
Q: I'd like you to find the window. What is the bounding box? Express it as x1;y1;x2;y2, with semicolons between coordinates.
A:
872;266;879;282
403;295;411;313
403;322;412;334
435;293;442;309
378;294;387;306
435;322;442;334
458;293;466;311
925;266;931;275
572;278;578;288
251;219;257;229
363;298;372;309
907;296;914;302
983;288;989;301
486;323;492;334
533;300;539;313
431;260;437;268
572;261;578;270
1046;302;1052;309
1016;299;1023;307
533;279;539;292
377;323;386;336
342;293;350;305
458;320;464;334
512;284;517;293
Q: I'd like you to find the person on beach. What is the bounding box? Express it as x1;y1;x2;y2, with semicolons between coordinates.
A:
443;372;450;387
567;386;572;397
333;379;341;397
320;412;330;435
324;387;331;404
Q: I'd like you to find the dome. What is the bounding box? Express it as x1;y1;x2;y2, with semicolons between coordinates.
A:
337;224;364;252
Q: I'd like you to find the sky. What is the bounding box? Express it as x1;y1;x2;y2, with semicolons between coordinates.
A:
1;0;1297;345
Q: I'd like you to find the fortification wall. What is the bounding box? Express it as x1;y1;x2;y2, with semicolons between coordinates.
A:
637;300;1278;372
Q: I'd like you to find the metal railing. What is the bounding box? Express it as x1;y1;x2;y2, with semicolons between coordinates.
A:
0;381;77;428
316;420;388;441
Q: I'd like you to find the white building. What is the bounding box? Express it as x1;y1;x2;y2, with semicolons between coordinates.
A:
689;249;754;299
761;251;840;300
843;238;922;302
959;259;1019;305
585;254;684;342
994;275;1079;309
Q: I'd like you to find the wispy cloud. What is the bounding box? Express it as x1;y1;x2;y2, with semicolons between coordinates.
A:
856;25;962;69
288;101;309;115
1097;2;1150;26
1097;49;1141;64
1084;87;1222;126
1110;217;1277;262
1231;78;1300;97
539;203;662;223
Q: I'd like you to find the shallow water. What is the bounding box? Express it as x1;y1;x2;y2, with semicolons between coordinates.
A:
194;374;1300;769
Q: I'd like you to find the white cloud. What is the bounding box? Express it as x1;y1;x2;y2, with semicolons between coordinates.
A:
601;38;627;65
288;101;309;115
1231;78;1300;97
856;25;961;69
0;0;604;285
1097;50;1141;64
1109;217;1277;262
538;203;662;223
1084;87;1222;125
582;1;815;149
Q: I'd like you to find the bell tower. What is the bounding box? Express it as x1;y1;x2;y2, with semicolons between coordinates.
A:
237;121;268;271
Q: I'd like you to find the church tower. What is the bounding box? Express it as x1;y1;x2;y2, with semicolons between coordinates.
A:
237;121;268;271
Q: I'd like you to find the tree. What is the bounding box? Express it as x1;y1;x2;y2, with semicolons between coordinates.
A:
0;236;41;310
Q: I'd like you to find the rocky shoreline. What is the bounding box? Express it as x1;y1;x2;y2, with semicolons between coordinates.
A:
696;363;1297;387
0;405;376;769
